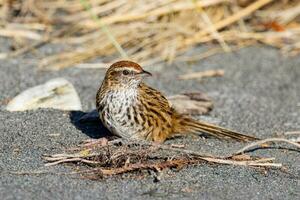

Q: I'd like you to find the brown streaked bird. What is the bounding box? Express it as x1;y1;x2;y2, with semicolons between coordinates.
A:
96;61;258;143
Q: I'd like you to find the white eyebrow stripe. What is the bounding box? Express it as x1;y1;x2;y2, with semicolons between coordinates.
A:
115;67;139;72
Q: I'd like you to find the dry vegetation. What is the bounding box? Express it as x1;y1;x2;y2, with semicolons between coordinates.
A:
0;0;300;70
42;137;300;179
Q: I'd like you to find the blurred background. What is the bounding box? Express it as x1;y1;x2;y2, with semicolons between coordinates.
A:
0;0;299;70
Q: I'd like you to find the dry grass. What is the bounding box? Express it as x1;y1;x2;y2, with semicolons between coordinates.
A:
0;0;300;70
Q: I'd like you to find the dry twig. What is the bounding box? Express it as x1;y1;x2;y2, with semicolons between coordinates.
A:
234;138;300;155
43;137;298;179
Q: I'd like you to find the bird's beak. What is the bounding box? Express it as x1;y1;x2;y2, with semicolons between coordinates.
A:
140;70;152;77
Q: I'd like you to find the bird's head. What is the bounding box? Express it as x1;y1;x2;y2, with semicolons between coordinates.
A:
104;60;152;89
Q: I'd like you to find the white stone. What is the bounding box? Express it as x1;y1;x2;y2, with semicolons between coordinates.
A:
6;78;82;111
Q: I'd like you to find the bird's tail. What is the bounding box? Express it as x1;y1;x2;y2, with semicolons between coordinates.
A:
172;115;258;142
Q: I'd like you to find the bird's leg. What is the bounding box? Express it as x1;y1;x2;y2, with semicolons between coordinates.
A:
80;137;121;148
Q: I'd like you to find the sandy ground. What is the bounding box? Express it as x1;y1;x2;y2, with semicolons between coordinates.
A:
0;41;299;199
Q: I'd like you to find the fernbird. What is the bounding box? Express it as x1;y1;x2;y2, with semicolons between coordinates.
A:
96;61;257;143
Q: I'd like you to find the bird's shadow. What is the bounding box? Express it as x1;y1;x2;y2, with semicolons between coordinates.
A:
69;110;112;139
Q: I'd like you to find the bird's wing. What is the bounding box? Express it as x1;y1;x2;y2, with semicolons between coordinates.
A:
138;83;172;112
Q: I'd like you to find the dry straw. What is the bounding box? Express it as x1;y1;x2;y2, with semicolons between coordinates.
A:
0;0;300;70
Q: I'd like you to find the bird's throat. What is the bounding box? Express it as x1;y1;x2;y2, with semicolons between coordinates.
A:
105;87;138;107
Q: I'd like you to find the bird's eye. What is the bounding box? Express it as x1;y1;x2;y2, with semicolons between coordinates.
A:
122;70;130;75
